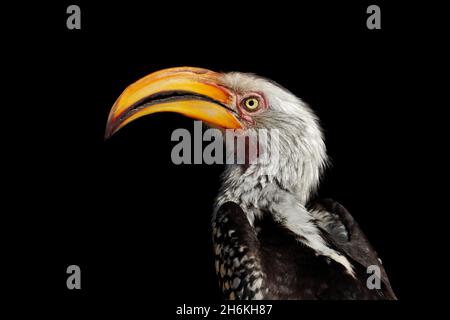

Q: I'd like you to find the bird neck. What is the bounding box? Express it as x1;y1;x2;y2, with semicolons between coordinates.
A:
215;157;317;223
215;119;328;231
214;162;356;277
216;138;326;208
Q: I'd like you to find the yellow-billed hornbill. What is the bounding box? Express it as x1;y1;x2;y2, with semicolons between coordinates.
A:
105;67;397;300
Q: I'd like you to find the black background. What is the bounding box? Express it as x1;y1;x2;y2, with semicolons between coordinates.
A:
5;0;441;317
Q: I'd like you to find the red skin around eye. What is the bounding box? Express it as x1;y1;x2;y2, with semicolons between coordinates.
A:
236;92;267;125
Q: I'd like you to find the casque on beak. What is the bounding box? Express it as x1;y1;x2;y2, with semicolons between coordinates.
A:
105;67;242;139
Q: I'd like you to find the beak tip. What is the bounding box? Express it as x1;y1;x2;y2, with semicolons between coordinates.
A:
104;112;119;140
104;123;115;140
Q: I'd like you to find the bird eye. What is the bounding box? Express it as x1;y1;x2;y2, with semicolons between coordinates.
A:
243;97;260;111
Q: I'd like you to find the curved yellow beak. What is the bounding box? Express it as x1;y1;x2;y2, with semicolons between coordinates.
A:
105;67;242;139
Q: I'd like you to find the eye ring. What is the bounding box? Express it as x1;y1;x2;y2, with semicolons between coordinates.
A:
243;97;260;111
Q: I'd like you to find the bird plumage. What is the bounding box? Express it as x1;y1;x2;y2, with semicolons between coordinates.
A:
105;67;397;300
213;72;396;299
213;200;396;300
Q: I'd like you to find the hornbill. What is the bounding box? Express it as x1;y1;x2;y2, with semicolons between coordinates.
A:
105;67;397;300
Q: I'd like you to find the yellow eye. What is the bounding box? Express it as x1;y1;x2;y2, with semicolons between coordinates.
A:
243;97;259;111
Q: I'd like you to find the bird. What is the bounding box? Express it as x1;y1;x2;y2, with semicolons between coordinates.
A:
105;66;397;300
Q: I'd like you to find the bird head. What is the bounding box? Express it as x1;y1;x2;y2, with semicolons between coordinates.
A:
106;67;327;203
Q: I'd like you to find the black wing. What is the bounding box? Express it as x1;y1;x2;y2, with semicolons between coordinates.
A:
309;198;397;299
212;202;265;300
214;201;397;300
